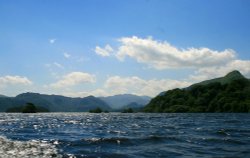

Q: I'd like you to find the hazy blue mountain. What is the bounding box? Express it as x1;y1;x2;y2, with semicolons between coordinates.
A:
0;93;111;112
99;94;151;109
144;70;250;113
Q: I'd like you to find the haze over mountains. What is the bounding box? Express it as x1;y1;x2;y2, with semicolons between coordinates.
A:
99;94;151;109
0;93;151;112
1;70;249;113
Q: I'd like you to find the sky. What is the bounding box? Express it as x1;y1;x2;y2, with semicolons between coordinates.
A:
0;0;250;97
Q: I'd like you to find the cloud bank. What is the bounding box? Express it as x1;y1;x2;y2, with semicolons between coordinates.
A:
0;76;32;86
96;36;250;82
0;75;33;96
50;72;96;88
52;75;191;97
104;75;191;96
115;36;236;70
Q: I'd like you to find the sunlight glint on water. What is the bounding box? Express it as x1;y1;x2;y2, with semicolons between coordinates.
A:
0;113;249;158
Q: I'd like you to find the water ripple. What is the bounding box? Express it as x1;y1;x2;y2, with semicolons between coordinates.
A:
0;113;249;157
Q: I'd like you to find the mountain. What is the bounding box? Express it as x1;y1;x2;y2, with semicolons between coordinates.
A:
123;102;145;109
121;102;145;112
0;93;151;112
0;94;7;98
144;70;250;113
0;93;111;112
156;71;246;97
99;94;151;109
189;70;245;88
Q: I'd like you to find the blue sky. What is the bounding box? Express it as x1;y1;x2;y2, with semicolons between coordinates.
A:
0;0;250;97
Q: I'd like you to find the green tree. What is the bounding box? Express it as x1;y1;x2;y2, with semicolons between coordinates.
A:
22;103;37;113
144;73;250;113
122;108;134;113
89;107;102;113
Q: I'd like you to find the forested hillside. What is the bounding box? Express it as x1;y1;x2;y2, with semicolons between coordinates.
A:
144;71;250;113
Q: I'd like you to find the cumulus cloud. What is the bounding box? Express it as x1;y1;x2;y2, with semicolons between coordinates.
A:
0;75;32;86
49;38;56;44
189;60;250;82
48;76;190;97
104;76;191;97
50;72;96;88
95;44;114;56
94;36;250;82
57;89;108;98
115;36;236;69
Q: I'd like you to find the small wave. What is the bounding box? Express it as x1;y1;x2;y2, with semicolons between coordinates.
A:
83;137;130;145
216;129;230;136
223;120;241;124
203;137;246;145
107;130;127;134
0;136;62;158
80;135;181;146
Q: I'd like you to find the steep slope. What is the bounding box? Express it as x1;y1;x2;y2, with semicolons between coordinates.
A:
99;94;151;109
144;70;250;113
189;70;245;88
156;71;246;97
0;94;8;98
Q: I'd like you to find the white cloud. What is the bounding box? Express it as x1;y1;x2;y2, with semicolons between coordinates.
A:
0;75;32;86
63;52;71;59
115;36;236;69
104;76;191;97
53;62;64;69
45;75;191;97
50;72;96;88
0;75;34;96
189;60;250;82
57;89;108;98
94;36;250;83
95;44;114;57
49;38;56;44
45;62;64;69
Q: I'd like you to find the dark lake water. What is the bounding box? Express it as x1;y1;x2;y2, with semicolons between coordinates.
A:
0;113;249;158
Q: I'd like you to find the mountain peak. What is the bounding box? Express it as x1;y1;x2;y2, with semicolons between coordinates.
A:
188;70;246;88
224;70;245;79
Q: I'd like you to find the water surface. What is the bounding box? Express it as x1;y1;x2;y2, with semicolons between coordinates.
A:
0;113;249;157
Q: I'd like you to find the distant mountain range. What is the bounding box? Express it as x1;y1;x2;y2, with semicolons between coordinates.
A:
0;93;151;112
3;70;248;113
144;70;250;113
99;94;151;109
0;93;111;112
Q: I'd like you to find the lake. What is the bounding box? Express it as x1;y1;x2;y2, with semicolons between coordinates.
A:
0;113;249;158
